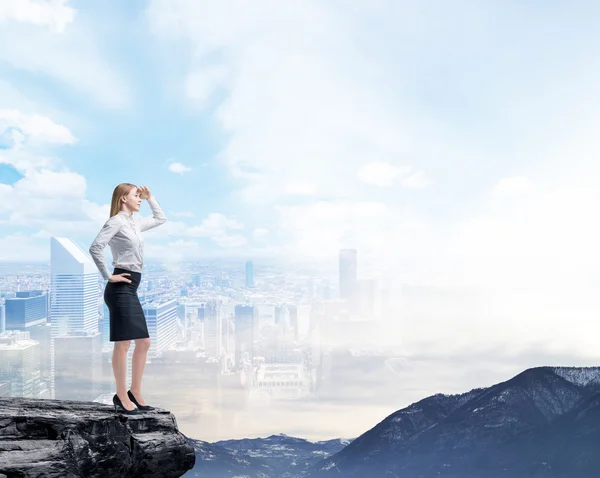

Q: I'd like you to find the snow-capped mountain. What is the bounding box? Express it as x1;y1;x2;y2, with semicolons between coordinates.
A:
306;366;600;477
185;434;351;477
184;366;600;477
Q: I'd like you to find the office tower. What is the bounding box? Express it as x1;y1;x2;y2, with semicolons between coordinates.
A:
0;303;5;333
142;299;178;358
235;305;257;367
50;237;102;399
5;293;52;398
245;260;254;288
54;331;103;401
0;330;42;398
258;304;276;330
192;273;201;287
274;305;291;329
204;300;223;360
50;238;99;336
320;280;332;300
288;305;299;339
357;279;375;317
307;278;315;303
339;249;358;300
102;303;110;348
5;293;47;329
16;290;45;298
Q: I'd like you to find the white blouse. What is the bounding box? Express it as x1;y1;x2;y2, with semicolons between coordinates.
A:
88;196;167;280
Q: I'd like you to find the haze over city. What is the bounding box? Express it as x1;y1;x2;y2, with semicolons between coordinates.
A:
1;0;600;448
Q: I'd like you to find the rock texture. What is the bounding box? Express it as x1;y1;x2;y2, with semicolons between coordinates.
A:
0;397;195;478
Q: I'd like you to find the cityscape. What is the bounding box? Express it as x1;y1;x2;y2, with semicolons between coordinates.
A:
0;240;419;441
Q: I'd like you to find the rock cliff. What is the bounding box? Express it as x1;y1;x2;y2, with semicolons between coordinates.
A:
0;397;195;478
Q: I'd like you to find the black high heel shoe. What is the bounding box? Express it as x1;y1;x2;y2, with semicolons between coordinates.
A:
113;393;139;415
128;390;155;411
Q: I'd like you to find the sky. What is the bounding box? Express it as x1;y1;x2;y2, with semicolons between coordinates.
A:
1;2;600;350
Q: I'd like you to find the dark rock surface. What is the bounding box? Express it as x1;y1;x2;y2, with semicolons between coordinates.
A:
0;397;195;478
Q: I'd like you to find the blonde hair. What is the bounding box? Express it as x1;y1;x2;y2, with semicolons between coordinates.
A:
109;183;138;218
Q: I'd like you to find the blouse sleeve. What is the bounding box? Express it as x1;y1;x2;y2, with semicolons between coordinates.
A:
138;196;167;232
89;215;122;280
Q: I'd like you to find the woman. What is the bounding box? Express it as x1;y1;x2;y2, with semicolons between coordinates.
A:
89;183;167;415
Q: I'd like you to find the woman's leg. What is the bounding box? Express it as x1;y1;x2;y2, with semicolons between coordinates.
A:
131;338;151;405
112;340;135;407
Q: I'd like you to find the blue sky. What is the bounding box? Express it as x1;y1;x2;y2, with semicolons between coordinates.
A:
1;0;600;300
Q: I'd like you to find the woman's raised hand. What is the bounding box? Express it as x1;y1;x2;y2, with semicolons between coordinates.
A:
138;185;152;200
108;273;132;283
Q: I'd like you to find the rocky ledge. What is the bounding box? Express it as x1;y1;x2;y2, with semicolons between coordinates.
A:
0;397;195;478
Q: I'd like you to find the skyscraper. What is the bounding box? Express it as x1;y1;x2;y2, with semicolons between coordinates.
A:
50;238;99;336
0;331;42;398
192;273;201;287
5;293;47;329
142;299;178;358
339;249;358;300
245;260;254;288
50;237;102;400
235;305;257;367
204;300;223;361
0;303;5;333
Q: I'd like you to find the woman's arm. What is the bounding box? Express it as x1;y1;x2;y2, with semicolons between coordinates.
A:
138;196;167;232
89;215;122;280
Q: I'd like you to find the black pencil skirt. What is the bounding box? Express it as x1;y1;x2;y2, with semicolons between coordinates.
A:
104;267;149;342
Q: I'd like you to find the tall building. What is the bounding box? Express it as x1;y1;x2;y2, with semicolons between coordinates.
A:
50;238;99;336
0;303;5;333
102;303;110;349
288;305;299;339
4;292;51;398
5;293;47;329
50;237;102;399
235;305;257;368
339;249;358;300
357;279;375;317
192;273;201;287
0;330;43;398
245;260;254;288
54;331;103;401
204;300;223;360
143;299;178;358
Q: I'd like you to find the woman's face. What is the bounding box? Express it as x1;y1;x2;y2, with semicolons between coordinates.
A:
122;187;142;212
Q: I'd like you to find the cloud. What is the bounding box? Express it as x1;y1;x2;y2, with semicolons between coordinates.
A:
0;232;48;261
187;213;246;247
0;5;130;109
357;162;410;188
0;109;76;146
492;176;533;196
400;170;432;188
186;66;228;107
0;0;75;32
0;108;94;232
146;0;600;296
146;0;430;206
168;161;192;174
260;200;430;268
171;211;195;218
148;212;248;249
252;228;269;241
